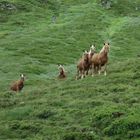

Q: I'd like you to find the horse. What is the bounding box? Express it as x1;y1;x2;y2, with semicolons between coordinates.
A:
91;42;110;76
10;74;25;92
87;44;96;75
58;64;66;79
76;50;89;79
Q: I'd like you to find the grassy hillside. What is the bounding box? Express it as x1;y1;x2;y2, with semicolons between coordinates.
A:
0;0;140;139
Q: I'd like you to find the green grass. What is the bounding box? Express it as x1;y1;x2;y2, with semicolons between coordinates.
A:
0;0;140;139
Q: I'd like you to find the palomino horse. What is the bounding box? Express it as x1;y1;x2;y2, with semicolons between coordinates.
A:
76;50;89;79
87;44;96;75
91;42;110;76
58;64;66;79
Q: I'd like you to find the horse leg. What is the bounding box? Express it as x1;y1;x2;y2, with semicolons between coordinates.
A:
98;65;101;75
82;69;86;79
89;65;92;75
91;64;94;77
104;64;107;76
86;69;88;75
95;66;97;74
81;70;84;79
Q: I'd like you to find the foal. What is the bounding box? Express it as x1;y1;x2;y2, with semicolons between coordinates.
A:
76;51;89;79
91;42;110;76
58;64;66;79
10;74;25;92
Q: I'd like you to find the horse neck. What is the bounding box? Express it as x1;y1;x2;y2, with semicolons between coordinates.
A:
90;51;95;57
18;79;24;85
88;50;92;54
99;46;105;54
84;57;89;64
99;47;108;57
60;68;64;74
20;78;24;82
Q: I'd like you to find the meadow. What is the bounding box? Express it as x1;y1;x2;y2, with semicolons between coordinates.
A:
0;0;140;139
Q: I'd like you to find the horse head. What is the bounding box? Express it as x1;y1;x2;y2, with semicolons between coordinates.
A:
58;64;64;71
100;42;110;54
20;74;25;81
103;42;110;53
90;44;96;54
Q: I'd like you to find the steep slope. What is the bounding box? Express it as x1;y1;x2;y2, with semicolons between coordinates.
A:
0;0;140;139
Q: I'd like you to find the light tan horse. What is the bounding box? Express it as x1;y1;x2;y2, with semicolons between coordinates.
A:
91;42;110;76
87;44;96;75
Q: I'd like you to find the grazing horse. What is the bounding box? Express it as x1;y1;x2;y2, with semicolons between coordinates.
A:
91;42;110;76
76;51;89;79
58;64;66;79
10;74;25;92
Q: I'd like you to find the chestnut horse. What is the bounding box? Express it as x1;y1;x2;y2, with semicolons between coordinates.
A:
76;51;89;79
10;74;25;92
91;42;110;76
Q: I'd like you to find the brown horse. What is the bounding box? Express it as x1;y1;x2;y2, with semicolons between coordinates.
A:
58;64;66;79
76;50;89;79
10;74;25;92
91;42;110;76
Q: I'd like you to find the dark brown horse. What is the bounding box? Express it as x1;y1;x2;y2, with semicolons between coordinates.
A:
10;74;25;92
76;51;89;79
91;42;110;76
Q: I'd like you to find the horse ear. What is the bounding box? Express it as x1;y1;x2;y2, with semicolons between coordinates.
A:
57;64;60;67
92;44;95;48
20;74;24;77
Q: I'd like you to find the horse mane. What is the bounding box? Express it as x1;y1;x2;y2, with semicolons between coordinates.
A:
99;45;105;54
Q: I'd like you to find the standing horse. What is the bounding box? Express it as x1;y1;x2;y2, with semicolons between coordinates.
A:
76;51;89;79
10;74;25;92
87;44;96;75
91;42;110;76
